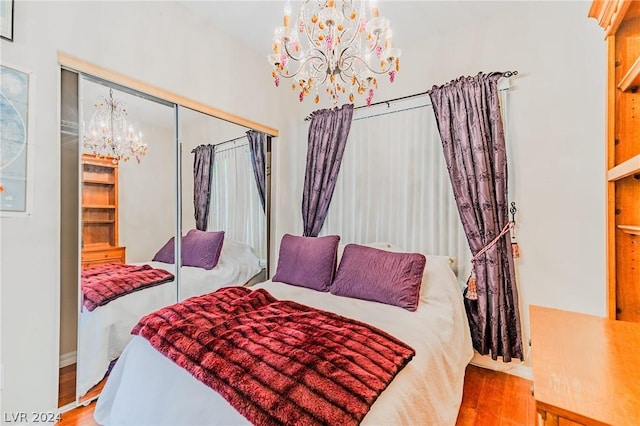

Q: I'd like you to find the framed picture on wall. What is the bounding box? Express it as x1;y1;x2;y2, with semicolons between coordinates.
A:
1;64;35;216
0;0;13;42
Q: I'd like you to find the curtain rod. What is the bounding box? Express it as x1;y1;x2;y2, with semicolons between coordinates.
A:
214;135;247;146
215;140;249;154
303;70;518;121
190;135;247;153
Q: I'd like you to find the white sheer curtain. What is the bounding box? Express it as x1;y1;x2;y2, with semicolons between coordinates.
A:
319;98;472;286
208;140;266;262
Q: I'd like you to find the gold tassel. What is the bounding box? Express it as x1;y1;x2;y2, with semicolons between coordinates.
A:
466;270;478;300
510;223;520;259
512;242;521;258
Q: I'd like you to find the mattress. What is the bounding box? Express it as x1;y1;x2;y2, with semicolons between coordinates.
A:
94;255;473;425
76;239;262;397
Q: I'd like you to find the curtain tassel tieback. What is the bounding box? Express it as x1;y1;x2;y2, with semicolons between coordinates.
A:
465;222;515;301
510;224;520;259
466;271;478;300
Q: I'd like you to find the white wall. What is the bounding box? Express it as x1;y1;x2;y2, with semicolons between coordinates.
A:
271;0;607;371
0;1;284;418
119;122;176;263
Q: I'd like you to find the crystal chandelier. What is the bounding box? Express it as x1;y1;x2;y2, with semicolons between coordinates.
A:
268;0;401;106
83;88;147;164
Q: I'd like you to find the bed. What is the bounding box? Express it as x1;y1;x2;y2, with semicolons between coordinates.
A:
77;237;262;398
93;243;473;425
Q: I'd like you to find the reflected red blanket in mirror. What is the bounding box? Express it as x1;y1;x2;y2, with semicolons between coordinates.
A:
132;286;415;426
82;263;174;311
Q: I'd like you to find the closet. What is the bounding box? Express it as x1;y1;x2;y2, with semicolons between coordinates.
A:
58;52;278;410
589;0;640;321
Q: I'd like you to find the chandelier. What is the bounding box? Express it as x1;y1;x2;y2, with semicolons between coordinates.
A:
268;0;401;106
83;88;147;164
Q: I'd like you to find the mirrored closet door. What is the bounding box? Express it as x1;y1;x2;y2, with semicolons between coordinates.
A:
58;61;275;410
60;70;180;405
178;107;268;302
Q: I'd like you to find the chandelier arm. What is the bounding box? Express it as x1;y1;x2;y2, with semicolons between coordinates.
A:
339;0;366;51
362;32;383;56
341;20;362;51
274;55;327;81
283;42;304;62
300;4;320;52
308;61;329;85
340;53;393;75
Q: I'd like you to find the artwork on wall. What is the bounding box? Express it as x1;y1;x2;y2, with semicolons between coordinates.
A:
0;0;13;42
1;64;34;216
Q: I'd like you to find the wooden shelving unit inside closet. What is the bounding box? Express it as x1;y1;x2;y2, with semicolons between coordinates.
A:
589;0;640;322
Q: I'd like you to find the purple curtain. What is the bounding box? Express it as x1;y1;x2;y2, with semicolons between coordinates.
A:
428;72;523;362
302;104;354;237
192;144;215;231
246;130;266;212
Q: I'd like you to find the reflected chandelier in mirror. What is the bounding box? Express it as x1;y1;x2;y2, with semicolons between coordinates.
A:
83;88;147;164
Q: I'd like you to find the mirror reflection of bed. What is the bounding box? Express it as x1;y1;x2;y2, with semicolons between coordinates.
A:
58;71;271;408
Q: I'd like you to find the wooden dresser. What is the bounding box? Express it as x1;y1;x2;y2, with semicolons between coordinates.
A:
530;305;640;425
81;154;126;267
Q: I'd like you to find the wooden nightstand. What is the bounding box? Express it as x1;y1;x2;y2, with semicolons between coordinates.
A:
81;245;126;267
530;305;640;425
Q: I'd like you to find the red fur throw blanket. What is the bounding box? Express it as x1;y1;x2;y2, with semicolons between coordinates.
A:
82;263;174;311
132;286;415;426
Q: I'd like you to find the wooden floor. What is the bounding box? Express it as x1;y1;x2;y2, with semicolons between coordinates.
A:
58;365;536;426
456;365;537;426
58;364;77;408
58;365;106;413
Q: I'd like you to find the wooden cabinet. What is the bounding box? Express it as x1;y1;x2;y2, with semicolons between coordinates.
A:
81;246;126;267
530;305;640;425
589;1;640;321
81;154;125;267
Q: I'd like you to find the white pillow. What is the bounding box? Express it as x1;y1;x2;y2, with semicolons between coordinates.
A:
337;242;456;272
220;238;261;268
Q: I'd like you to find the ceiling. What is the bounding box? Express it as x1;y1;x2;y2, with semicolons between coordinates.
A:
179;1;536;56
79;1;581;129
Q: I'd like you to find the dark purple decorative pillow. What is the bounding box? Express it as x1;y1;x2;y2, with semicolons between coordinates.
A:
272;234;340;292
152;237;175;264
182;229;225;270
331;244;426;311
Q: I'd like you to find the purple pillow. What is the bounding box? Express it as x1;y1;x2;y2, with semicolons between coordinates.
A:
152;237;175;263
182;229;225;270
272;234;340;291
331;244;426;311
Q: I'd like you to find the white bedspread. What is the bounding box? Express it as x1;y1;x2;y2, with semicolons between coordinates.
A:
77;239;261;397
94;255;473;425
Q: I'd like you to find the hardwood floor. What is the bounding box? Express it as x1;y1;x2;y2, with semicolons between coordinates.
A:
58;402;98;426
58;364;106;422
58;365;536;426
456;365;537;426
58;364;77;408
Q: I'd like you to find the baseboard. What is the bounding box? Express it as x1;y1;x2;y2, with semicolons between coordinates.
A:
59;351;77;368
469;351;533;380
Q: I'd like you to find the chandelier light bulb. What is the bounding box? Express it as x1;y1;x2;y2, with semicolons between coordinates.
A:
369;0;379;17
268;0;401;106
